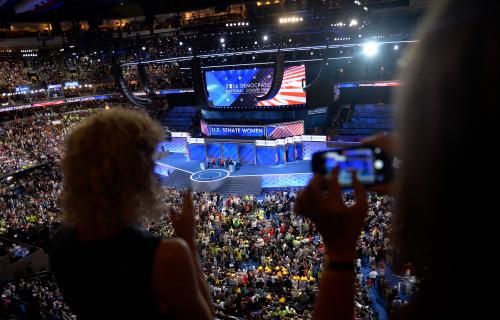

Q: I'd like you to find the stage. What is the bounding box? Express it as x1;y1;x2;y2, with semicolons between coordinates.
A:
155;153;313;193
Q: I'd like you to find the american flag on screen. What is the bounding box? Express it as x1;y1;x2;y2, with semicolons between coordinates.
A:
200;120;209;136
267;121;305;139
257;65;306;107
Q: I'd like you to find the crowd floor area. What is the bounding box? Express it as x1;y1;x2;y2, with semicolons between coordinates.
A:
0;110;416;319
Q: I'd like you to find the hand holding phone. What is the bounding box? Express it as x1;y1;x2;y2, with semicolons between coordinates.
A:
312;145;395;188
295;169;368;260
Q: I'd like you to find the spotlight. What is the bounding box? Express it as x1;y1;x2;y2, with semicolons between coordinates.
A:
220;38;225;43
350;19;358;27
362;42;379;57
394;45;399;50
142;46;146;50
254;41;258;45
179;41;183;46
263;35;268;41
188;47;192;51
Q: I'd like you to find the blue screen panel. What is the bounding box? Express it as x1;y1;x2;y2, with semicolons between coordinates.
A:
206;143;222;159
221;143;238;162
277;145;286;164
205;68;272;107
205;66;306;107
287;144;295;162
295;143;303;160
238;144;255;164
187;144;206;161
256;147;278;166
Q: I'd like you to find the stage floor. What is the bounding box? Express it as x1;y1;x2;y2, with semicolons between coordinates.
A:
155;153;313;189
156;153;312;176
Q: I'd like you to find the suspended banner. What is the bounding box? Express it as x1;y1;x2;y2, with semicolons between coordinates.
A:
64;81;80;88
0;88;191;113
338;81;402;88
201;120;304;139
65;96;96;103
209;125;266;138
32;100;65;107
308;107;328;115
15;86;30;93
0;104;33;113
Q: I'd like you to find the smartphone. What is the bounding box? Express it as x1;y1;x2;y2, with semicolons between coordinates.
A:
312;145;394;187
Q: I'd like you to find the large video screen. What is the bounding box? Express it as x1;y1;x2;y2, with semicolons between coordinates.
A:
13;0;64;14
205;65;306;107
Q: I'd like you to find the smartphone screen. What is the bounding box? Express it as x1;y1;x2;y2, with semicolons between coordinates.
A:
321;147;386;187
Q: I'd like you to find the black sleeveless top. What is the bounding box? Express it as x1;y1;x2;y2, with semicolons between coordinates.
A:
50;225;167;320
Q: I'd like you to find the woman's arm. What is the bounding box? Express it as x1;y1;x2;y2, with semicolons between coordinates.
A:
153;238;214;320
165;190;215;318
295;169;368;320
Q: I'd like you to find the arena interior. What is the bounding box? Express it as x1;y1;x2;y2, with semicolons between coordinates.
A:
0;1;434;319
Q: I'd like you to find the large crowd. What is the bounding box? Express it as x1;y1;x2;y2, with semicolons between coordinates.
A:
1;172;406;319
0;274;73;320
0;109;97;176
0;104;412;319
0;115;63;176
0;47;190;106
148;188;406;319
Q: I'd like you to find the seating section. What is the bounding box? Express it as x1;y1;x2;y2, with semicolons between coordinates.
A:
336;104;393;137
160;106;200;132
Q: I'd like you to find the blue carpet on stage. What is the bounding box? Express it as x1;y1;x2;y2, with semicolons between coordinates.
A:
233;161;311;176
155;153;314;188
156;153;312;176
156;153;202;173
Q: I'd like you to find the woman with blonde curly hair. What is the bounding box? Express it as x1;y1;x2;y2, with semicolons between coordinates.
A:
50;108;214;320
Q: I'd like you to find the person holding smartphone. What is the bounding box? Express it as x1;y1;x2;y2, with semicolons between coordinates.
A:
295;0;496;318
